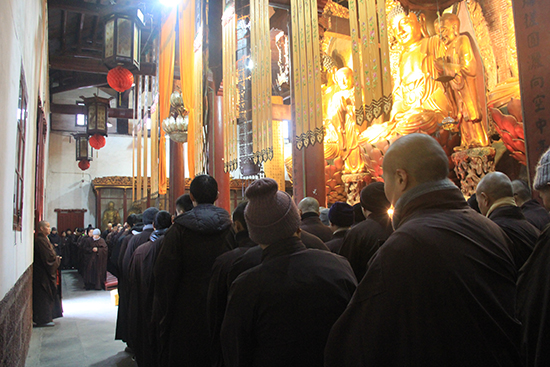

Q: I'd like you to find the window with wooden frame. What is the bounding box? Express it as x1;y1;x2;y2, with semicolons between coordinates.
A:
13;66;28;231
75;102;86;126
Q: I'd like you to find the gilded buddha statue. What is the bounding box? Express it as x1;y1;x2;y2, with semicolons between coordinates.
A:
435;13;489;148
102;201;121;230
325;67;366;174
360;10;451;143
390;11;451;135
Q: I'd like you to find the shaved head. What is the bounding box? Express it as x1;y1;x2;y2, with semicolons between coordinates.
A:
476;172;514;215
512;179;531;205
382;134;449;205
383;134;449;184
298;197;321;214
37;221;51;236
476;172;514;200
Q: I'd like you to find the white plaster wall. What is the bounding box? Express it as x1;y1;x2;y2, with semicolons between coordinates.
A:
45;132;169;229
0;0;49;300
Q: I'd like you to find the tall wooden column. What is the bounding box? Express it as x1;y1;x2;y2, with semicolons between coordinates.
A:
291;137;327;206
169;140;185;213
209;85;231;212
513;0;550;185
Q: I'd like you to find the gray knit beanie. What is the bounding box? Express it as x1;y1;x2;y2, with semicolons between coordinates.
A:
534;147;550;191
244;178;300;245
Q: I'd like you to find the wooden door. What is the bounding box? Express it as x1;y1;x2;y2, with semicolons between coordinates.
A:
55;209;86;232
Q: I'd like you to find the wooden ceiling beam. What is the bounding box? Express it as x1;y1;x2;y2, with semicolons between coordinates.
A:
50;74;108;94
50;56;157;76
77;13;86;53
61;10;68;53
48;0;136;16
51;103;134;119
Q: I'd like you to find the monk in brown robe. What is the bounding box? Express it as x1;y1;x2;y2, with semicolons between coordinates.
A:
82;229;108;290
33;221;62;326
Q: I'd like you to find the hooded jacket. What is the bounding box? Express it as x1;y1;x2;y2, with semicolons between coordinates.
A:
152;204;233;367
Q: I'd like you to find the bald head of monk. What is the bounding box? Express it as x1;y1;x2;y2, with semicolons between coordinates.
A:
382;133;449;206
298;197;321;215
476;172;514;216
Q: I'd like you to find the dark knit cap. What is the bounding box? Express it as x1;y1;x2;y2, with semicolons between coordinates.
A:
328;202;354;227
244;178;300;245
142;207;160;225
360;182;391;214
534;147;550;190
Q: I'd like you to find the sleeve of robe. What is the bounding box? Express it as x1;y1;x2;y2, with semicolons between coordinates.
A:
517;227;550;366
220;272;258;367
35;235;61;283
152;225;185;365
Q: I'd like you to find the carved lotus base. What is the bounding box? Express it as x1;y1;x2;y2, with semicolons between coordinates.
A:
341;173;371;206
451;147;496;197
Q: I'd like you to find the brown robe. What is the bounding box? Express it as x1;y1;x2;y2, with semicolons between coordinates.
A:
81;237;108;290
325;183;522;366
33;233;61;324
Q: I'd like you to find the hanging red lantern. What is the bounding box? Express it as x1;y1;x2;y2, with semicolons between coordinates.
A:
107;66;134;92
89;134;106;150
78;159;91;171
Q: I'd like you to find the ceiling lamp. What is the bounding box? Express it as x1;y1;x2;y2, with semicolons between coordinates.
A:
80;95;111;150
103;9;145;72
89;134;107;150
75;133;93;171
107;66;134;92
78;159;91;171
75;134;94;162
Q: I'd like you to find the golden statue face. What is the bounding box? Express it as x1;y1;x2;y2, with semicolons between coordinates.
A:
108;201;115;210
335;67;354;90
396;13;422;47
440;19;458;46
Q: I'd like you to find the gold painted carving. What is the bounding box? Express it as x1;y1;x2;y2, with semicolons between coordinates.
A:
452;147;496;197
323;0;349;19
466;0;497;92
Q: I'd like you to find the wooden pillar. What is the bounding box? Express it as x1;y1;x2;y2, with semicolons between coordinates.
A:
96;190;101;229
169;140;185;213
513;0;550;186
209;85;231;212
291;140;327;206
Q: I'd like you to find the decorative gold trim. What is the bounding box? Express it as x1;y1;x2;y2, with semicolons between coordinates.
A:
466;0;497;92
323;0;349;19
92;176;292;191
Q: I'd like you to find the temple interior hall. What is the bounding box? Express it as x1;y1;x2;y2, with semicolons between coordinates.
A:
1;0;549;365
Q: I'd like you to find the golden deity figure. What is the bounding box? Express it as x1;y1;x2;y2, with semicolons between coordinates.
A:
127;201;142;217
102;201;121;230
360;10;451;143
435;13;489;148
325;67;365;174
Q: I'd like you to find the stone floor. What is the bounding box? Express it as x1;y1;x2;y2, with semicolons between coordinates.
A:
25;270;136;367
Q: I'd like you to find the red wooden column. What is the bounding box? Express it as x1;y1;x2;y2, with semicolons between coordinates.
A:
291;136;327;206
513;0;550;185
210;87;231;212
169;140;185;213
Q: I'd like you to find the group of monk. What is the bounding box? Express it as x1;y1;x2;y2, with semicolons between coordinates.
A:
105;134;550;367
33;225;109;326
33;133;550;366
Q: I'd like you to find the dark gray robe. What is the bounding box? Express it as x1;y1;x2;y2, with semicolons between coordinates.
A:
325;183;522;367
33;234;61;325
221;237;356;367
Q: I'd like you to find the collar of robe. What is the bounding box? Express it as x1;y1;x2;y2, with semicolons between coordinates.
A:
392;179;465;230
261;236;306;262
486;197;517;218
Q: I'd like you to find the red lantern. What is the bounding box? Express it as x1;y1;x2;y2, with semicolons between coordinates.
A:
89;134;106;150
107;66;134;92
78;159;91;171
